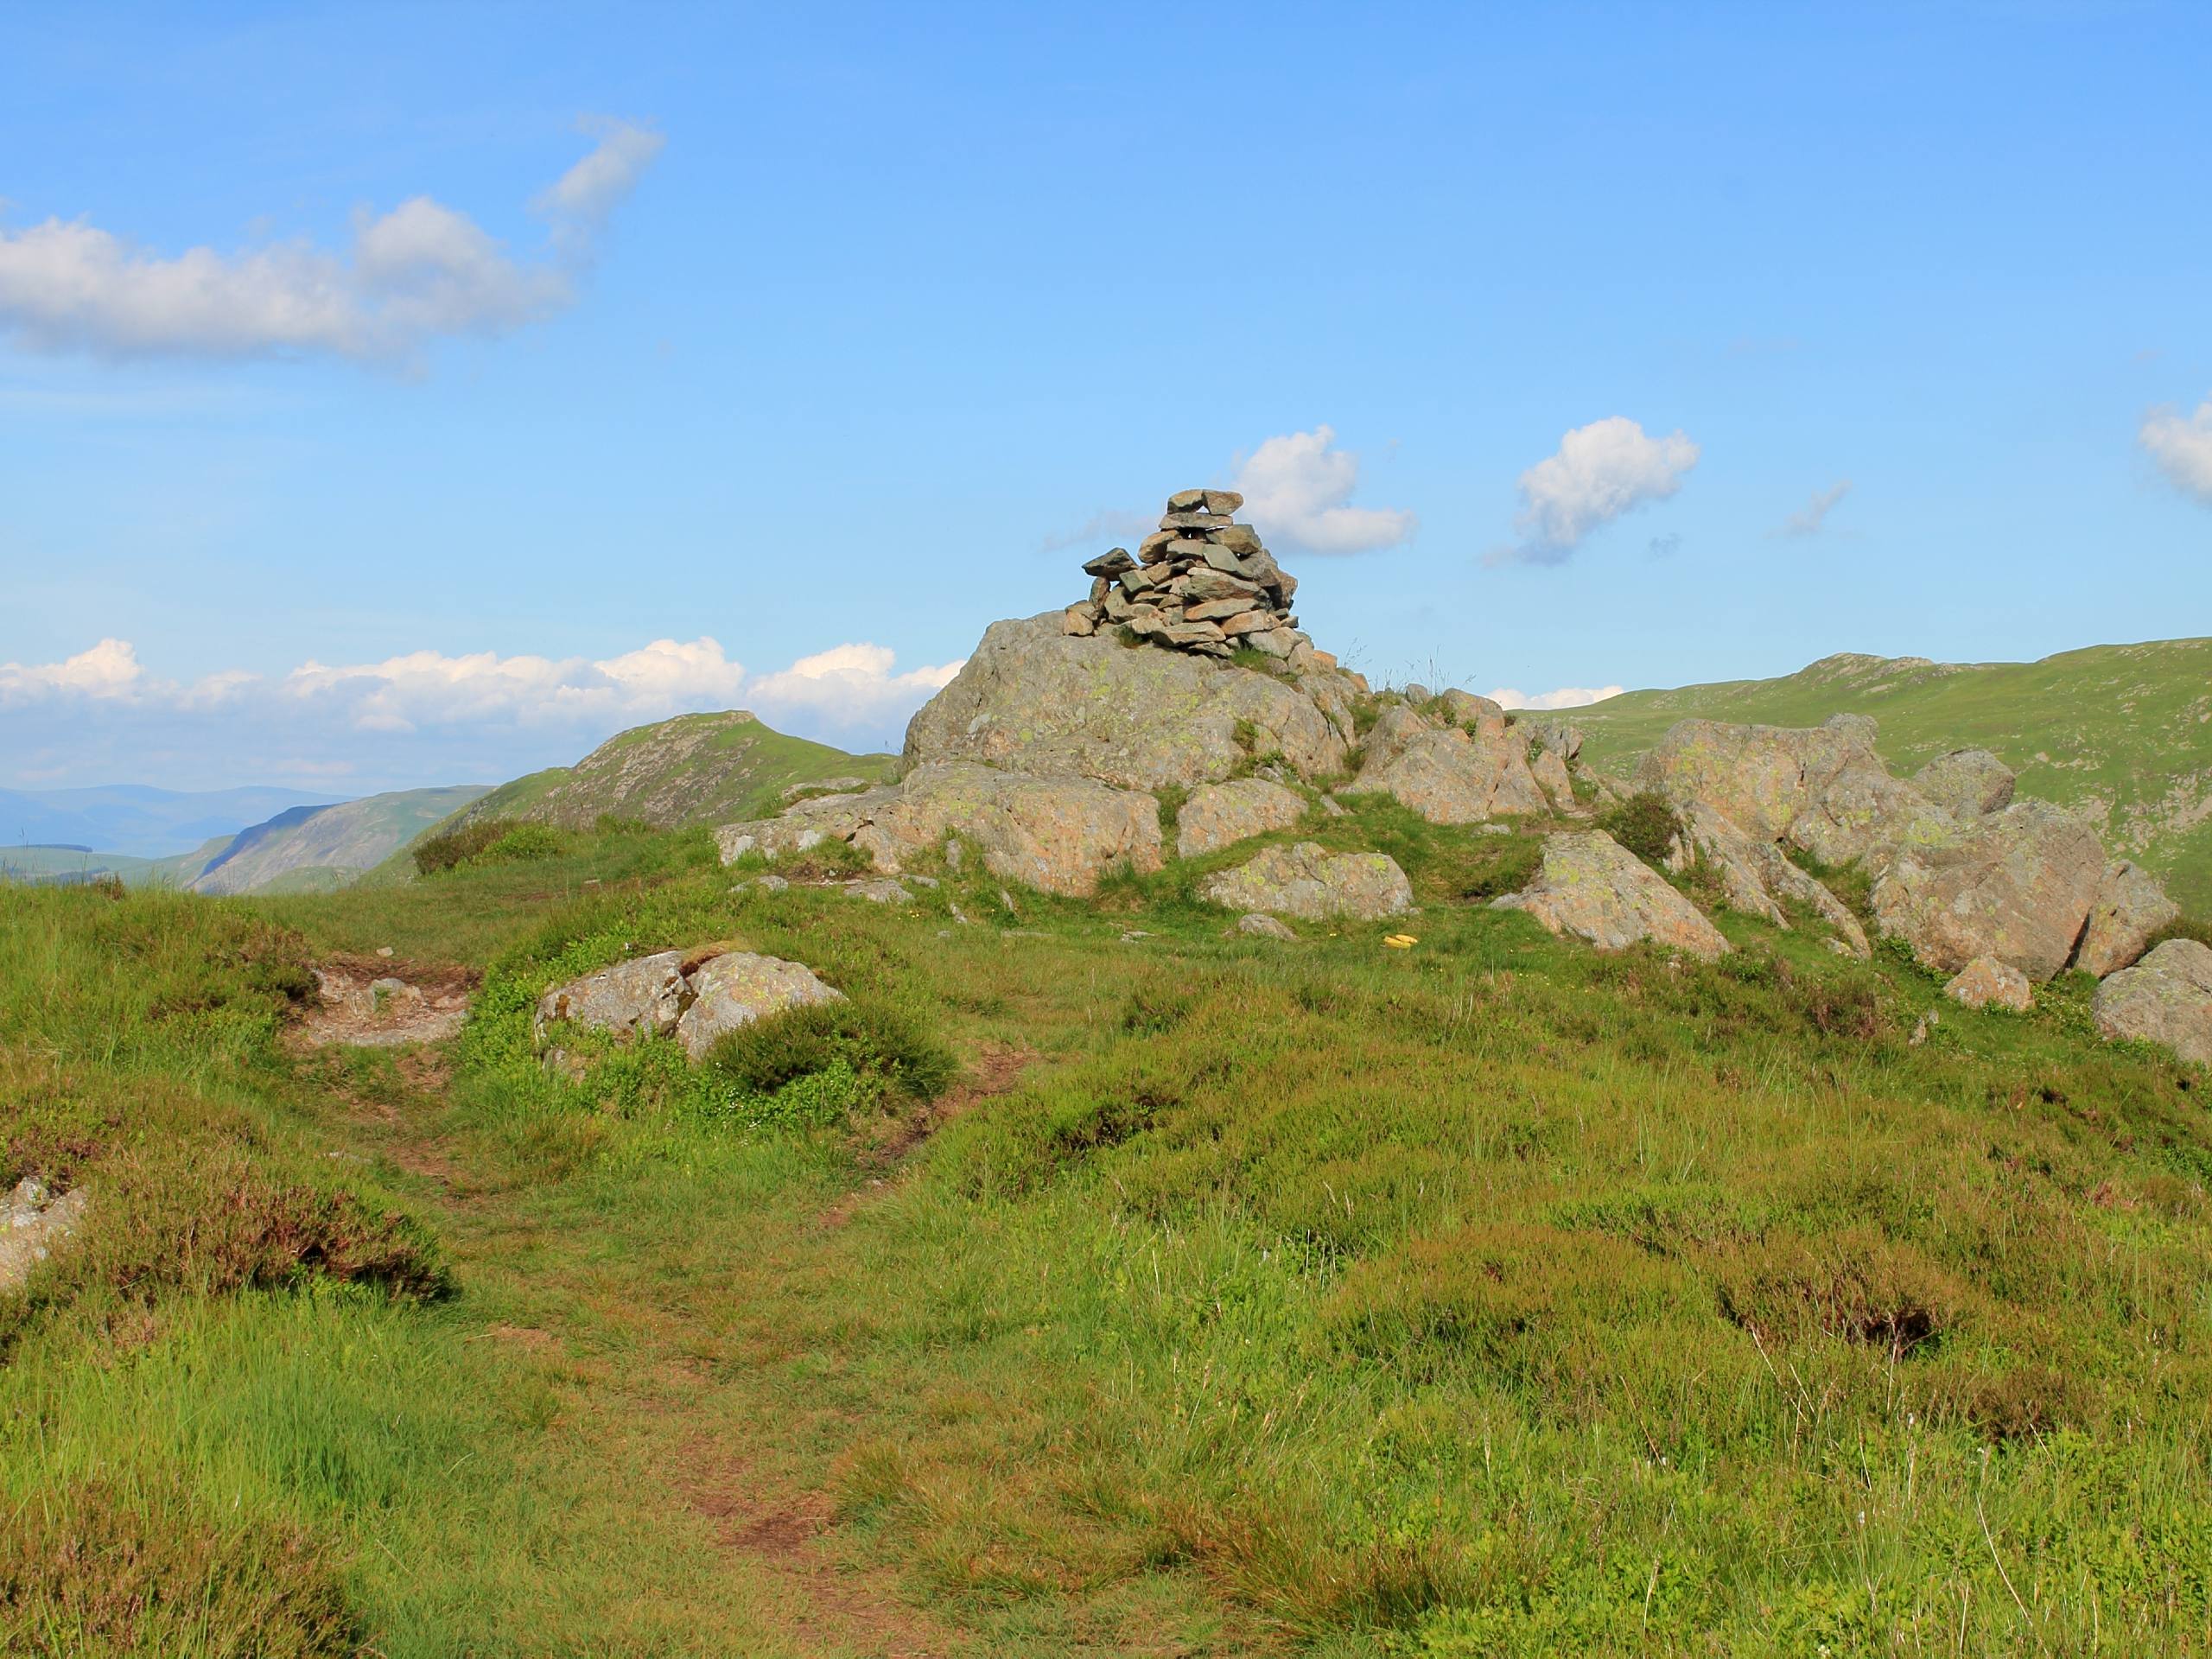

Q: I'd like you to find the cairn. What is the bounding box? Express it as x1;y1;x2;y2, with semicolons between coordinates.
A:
1062;489;1317;665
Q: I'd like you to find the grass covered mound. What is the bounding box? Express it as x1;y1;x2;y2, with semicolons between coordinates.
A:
3;808;2209;1655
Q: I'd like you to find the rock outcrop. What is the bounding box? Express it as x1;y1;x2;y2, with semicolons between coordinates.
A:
718;761;1163;897
1913;749;2016;819
677;952;845;1061
535;948;843;1064
2094;939;2212;1066
1869;799;2106;980
1946;955;2033;1012
1669;800;1870;957
2073;861;2181;977
903;613;1351;791
1060;489;1312;663
1492;830;1731;961
535;950;689;1041
1176;778;1308;858
1638;714;1942;867
1200;842;1414;921
1341;702;1548;824
1637;709;2179;985
2;1177;87;1293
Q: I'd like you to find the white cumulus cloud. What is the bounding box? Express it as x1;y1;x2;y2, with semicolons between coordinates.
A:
2141;397;2212;504
1230;426;1417;556
0;118;660;364
1774;480;1853;538
1486;684;1626;711
0;633;962;791
1495;416;1700;565
0;637;147;705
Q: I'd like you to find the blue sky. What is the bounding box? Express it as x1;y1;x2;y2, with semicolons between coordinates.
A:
3;2;2208;794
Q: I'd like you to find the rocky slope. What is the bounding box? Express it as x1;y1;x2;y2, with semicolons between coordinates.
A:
447;711;896;835
1573;639;2212;913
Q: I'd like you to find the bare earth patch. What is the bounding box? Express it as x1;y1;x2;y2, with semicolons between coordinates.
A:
292;957;475;1049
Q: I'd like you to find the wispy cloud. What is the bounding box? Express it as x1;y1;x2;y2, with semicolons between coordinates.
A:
1486;683;1625;711
2141;396;2212;504
0;118;662;365
1490;416;1699;566
1772;480;1853;537
1039;508;1155;554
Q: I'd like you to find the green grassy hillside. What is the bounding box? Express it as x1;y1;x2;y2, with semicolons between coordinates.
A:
1573;637;2212;912
7;799;2210;1653
191;786;492;897
444;710;897;837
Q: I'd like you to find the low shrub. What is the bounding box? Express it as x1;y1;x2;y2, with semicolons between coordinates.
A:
480;823;565;864
702;998;955;1109
411;819;510;875
1598;790;1684;868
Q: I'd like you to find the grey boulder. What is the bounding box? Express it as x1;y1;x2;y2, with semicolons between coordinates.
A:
1200;841;1414;921
1177;778;1308;858
1869;798;2106;981
677;952;845;1062
2094;939;2212;1067
1492;830;1730;961
2072;860;2181;977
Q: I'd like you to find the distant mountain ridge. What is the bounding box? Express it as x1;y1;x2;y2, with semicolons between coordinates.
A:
1572;637;2212;912
189;786;492;895
444;711;897;836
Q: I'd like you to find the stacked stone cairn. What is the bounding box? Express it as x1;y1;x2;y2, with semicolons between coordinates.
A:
1062;488;1312;664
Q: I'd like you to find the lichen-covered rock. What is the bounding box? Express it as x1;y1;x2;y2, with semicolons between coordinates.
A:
1530;747;1580;815
1;1178;88;1293
1177;778;1308;858
2072;860;2181;977
1869;799;2106;980
1945;955;2033;1012
1342;704;1548;824
1433;690;1509;738
1492;830;1730;960
1200;842;1414;921
535;950;688;1043
676;951;844;1062
717;761;1161;898
2094;939;2212;1066
900;613;1349;790
1674;801;1870;957
1913;749;2016;818
1231;912;1299;940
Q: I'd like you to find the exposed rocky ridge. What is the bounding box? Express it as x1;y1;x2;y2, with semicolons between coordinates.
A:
718;761;1163;898
1572;637;2212;914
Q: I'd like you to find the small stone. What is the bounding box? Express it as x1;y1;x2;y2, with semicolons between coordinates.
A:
1220;611;1280;638
376;946;395;958
1159;511;1236;531
1213;523;1264;557
1184;596;1254;623
1200;543;1253;575
1139;530;1177;562
1241;627;1296;659
1945;955;2034;1012
1166;487;1209;512
1232;912;1298;941
1183;568;1263;601
844;877;913;904
756;874;790;893
1083;547;1137;578
1203;489;1245;516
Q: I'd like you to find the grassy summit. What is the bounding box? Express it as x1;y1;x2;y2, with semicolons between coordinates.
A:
443;710;898;836
4;796;2208;1654
1573;637;2212;912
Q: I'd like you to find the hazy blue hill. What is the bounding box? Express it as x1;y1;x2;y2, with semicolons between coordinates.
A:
190;785;491;896
0;784;338;859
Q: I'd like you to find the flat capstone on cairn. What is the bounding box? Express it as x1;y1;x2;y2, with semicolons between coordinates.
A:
1061;489;1317;664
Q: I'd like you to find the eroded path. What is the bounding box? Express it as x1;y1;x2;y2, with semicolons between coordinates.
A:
300;987;1028;1657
